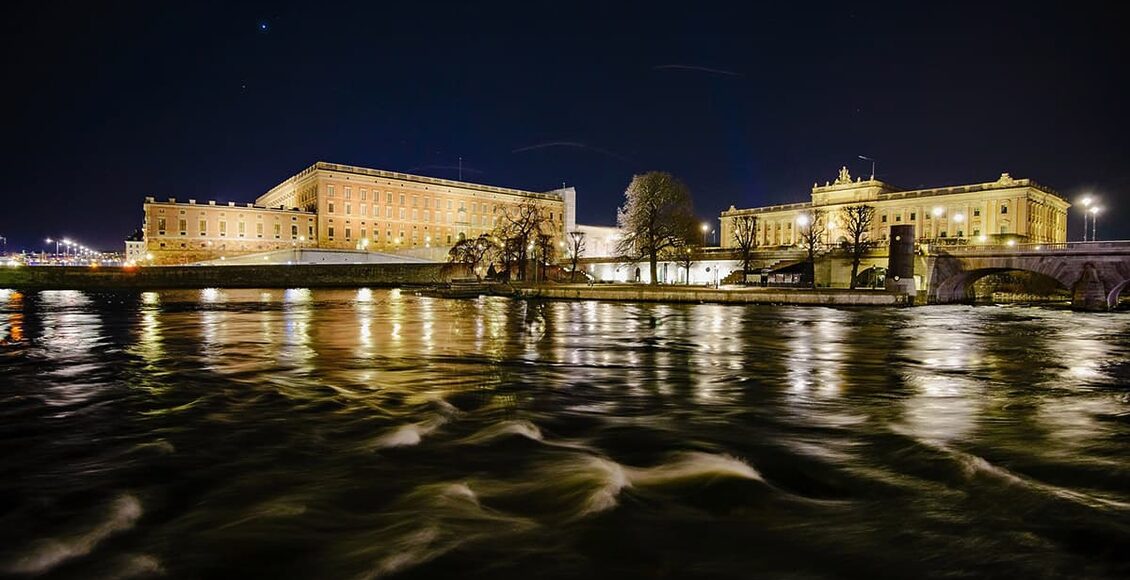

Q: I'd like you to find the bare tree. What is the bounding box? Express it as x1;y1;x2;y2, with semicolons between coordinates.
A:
535;232;556;283
670;239;699;285
797;209;827;288
729;214;758;284
448;234;498;280
566;230;586;282
840;204;876;289
494;199;556;281
615;172;696;285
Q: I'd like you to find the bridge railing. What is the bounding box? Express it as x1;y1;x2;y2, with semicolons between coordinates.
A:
927;240;1130;255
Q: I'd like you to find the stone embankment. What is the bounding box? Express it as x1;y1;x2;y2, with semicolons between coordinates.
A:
0;264;452;290
511;284;911;306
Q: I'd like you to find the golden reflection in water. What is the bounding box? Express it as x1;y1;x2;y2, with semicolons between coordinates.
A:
355;288;374;358
1;290;24;343
898;313;984;444
281;289;313;365
786;309;846;400
389;288;403;348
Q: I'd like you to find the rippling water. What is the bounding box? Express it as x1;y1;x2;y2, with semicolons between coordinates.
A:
1;288;1128;579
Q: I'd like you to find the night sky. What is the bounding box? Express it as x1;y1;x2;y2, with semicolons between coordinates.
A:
4;1;1128;251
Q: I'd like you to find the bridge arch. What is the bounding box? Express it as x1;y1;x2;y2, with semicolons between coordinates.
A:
928;255;1079;305
935;267;1071;303
927;244;1130;311
1109;279;1130;309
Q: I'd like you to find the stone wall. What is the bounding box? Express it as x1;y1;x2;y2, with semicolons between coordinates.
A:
516;284;909;306
0;263;460;290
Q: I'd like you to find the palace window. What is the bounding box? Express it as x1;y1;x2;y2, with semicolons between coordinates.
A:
179;219;187;235
220;221;227;236
1001;205;1008;214
328;202;335;214
238;222;246;236
327;185;335;197
199;219;207;234
346;203;351;215
344;187;351;200
400;194;405;205
291;225;298;238
328;226;335;239
910;212;917;220
881;215;887;223
157;218;167;233
360;189;367;201
274;223;281;238
345;228;352;240
973;229;981;237
256;223;263;237
399;208;406;219
973;208;981;217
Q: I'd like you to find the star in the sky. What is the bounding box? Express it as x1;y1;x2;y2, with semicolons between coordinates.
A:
257;21;269;33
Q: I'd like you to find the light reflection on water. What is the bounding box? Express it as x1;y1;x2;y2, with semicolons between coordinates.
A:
0;289;1128;579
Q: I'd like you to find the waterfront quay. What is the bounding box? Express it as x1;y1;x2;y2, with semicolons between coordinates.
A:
514;283;909;306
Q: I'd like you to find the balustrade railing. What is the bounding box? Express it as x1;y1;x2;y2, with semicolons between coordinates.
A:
928;240;1130;254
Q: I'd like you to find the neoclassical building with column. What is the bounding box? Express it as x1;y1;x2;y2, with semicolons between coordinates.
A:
141;161;572;264
720;168;1070;249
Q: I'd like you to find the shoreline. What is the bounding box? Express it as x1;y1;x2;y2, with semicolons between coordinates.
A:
508;283;911;307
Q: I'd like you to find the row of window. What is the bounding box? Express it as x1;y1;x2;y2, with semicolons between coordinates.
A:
155;217;313;239
327;184;498;212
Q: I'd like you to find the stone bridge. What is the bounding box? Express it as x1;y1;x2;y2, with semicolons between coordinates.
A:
926;241;1130;310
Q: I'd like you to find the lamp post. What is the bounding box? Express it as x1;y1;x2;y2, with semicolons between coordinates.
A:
700;222;710;246
1090;207;1101;241
858;155;876;180
1079;196;1093;241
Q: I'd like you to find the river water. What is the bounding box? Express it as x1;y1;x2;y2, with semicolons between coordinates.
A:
0;288;1127;579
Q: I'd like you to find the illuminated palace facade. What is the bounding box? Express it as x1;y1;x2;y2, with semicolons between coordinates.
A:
720;168;1070;249
142;162;571;264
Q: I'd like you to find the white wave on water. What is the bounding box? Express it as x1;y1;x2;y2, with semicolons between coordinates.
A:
372;417;446;449
354;451;764;578
953;449;1130;511
108;553;164;579
4;494;143;575
897;432;1130;512
356;482;538;579
458;420;544;445
472;451;763;520
626;451;764;487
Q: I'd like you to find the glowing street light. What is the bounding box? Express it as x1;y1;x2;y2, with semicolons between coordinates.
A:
1090;206;1102;241
701;222;710;246
1079;196;1094;241
796;214;810;227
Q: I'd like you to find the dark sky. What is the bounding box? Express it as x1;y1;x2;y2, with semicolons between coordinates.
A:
3;1;1128;250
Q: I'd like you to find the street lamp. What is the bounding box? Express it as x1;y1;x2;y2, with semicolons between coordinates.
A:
1090;206;1101;241
1079;196;1093;241
858;155;876;180
701;222;710;246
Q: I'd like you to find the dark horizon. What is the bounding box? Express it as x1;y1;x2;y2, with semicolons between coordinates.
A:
4;1;1128;251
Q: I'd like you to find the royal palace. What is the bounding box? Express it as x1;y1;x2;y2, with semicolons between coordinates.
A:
719;167;1070;249
140;161;573;265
